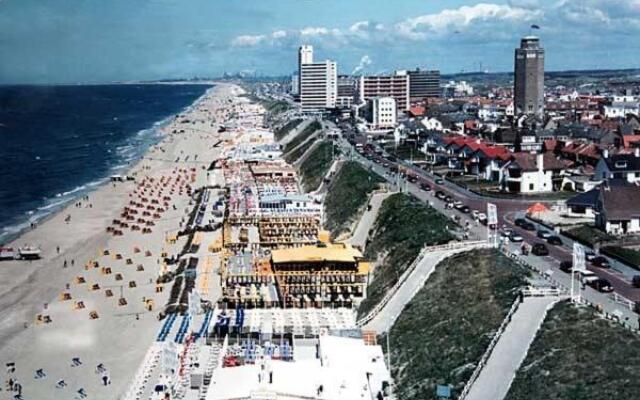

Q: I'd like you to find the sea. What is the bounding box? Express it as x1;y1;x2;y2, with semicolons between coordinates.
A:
0;83;212;244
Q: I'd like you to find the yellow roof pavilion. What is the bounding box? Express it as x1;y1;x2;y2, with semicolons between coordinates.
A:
271;243;363;265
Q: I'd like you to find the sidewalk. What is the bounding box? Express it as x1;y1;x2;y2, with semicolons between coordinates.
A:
346;191;393;249
465;296;559;400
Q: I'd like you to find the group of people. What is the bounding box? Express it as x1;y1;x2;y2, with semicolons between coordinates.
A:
1;358;112;399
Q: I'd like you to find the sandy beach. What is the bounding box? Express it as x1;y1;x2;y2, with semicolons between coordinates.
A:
0;83;243;399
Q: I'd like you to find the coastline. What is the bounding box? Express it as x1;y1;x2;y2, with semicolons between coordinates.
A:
0;82;217;246
0;82;240;399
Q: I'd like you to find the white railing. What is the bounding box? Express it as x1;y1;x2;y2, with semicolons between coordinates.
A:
356;240;489;327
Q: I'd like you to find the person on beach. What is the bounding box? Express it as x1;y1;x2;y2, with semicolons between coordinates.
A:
35;368;45;379
77;388;87;398
71;357;82;367
56;246;60;254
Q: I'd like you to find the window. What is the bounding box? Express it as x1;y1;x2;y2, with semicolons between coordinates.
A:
529;183;534;190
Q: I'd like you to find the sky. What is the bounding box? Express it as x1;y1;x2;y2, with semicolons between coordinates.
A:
1;0;639;83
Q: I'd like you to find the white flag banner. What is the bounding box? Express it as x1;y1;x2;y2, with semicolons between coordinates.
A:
487;203;498;225
573;242;585;270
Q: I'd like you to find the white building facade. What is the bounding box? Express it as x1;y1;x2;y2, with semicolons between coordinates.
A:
371;97;396;129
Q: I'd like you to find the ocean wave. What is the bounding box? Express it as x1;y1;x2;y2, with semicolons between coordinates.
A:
56;185;86;198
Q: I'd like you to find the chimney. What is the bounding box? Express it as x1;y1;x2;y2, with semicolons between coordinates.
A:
603;149;609;159
537;153;544;172
635;147;640;158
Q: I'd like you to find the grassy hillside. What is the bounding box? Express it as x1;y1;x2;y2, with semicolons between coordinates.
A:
298;140;336;191
358;193;456;317
275;118;303;141
283;120;322;153
505;301;640;400
384;249;529;400
323;161;384;238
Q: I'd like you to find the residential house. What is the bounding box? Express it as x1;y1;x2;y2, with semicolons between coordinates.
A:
595;184;640;235
593;149;640;183
500;152;566;193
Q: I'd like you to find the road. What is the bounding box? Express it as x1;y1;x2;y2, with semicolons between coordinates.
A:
334;130;640;324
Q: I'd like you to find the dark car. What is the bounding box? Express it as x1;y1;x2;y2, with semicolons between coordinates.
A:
444;195;453;203
559;260;573;273
585;251;597;261
460;206;471;213
408;176;418;184
387;156;397;162
588;278;614;293
435;191;446;200
435;178;444;185
514;217;527;227
591;256;611;268
547;236;563;245
521;222;536;231
537;230;552;239
633;275;640;288
420;183;431;191
532;243;549;256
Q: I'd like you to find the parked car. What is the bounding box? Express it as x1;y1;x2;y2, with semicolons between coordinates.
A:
591;256;611;268
633;275;640;288
559;260;573;273
435;191;446;200
444;195;453;203
547;236;563;245
514;217;527;227
408;176;418;183
509;232;524;242
382;162;389;168
435;178;444;185
501;228;514;238
585;251;597;261
537;230;552;239
521;222;536;231
588;278;614;293
532;243;549;256
420;183;431;191
453;201;463;208
460;206;471;214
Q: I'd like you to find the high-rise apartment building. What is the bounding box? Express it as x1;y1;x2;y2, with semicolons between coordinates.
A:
514;36;545;117
299;60;337;112
298;45;313;95
408;69;441;101
357;71;410;111
337;75;357;109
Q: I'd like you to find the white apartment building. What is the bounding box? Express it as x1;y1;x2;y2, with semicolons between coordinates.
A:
298;45;337;112
371;97;396;129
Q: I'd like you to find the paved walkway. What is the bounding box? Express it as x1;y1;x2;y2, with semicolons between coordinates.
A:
465;296;559;400
279;118;312;146
346;192;393;249
363;243;486;333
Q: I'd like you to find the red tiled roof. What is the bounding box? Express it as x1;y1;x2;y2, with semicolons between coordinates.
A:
543;139;558;152
408;106;426;117
623;135;640;149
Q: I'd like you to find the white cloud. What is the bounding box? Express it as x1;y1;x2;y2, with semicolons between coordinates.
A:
300;27;330;36
395;3;540;40
272;30;287;39
231;34;265;47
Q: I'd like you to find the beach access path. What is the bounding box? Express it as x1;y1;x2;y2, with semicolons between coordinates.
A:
464;296;559;400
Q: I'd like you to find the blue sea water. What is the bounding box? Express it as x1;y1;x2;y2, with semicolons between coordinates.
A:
0;83;212;243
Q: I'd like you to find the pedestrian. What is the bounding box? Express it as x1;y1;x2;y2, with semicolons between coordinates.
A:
56;246;60;254
71;357;82;367
63;260;67;268
71;259;75;267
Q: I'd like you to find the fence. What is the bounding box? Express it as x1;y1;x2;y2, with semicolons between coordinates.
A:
356;240;488;327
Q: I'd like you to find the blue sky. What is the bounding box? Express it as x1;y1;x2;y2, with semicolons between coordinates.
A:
1;0;639;83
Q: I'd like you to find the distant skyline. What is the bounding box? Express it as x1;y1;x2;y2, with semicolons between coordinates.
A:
1;0;640;84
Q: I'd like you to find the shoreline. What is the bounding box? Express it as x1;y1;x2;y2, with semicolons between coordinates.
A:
0;82;241;399
0;83;216;246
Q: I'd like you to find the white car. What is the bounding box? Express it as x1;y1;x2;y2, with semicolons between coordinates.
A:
509;232;524;242
501;229;513;238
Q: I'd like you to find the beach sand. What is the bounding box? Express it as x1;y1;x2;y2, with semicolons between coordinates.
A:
0;83;243;399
